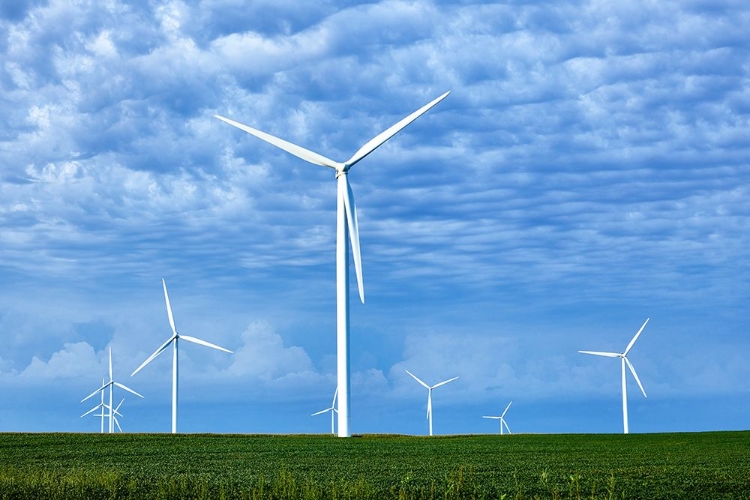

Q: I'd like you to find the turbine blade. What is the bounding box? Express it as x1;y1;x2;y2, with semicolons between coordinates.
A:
130;336;174;376
115;398;125;413
342;177;364;303
482;416;500;419
406;370;430;389
81;405;101;418
162;279;177;336
344;91;450;168
114;416;122;433
214;115;340;169
427;390;432;419
624;357;647;398
503;420;511;434
578;350;620;358
432;376;459;389
331;387;338;407
311;409;329;416
625;318;650;355
179;335;233;353
81;383;109;403
502;401;513;418
113;382;144;399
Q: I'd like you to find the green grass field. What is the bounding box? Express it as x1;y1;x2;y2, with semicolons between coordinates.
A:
0;431;748;499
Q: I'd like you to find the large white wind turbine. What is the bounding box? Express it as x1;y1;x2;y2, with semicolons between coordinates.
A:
311;387;338;435
131;279;233;434
82;347;143;433
482;401;512;435
406;369;458;436
215;91;449;437
579;318;650;434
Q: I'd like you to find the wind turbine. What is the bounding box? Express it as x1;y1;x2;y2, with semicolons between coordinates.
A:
579;318;649;434
80;377;107;433
215;91;449;437
111;399;125;433
311;387;338;435
82;347;143;433
406;369;458;436
482;401;512;435
131;278;233;434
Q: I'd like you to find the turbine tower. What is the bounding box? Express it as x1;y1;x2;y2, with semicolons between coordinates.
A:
406;369;458;436
216;91;449;437
131;279;233;433
482;401;512;434
311;387;338;435
579;318;650;434
82;347;143;433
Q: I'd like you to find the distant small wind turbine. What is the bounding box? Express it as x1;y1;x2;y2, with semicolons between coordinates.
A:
131;279;233;433
82;347;143;433
311;387;338;435
482;401;513;435
579;318;650;434
80;377;107;433
406;370;458;436
111;399;125;433
216;91;449;437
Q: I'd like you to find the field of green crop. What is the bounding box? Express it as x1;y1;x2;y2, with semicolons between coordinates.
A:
0;431;748;499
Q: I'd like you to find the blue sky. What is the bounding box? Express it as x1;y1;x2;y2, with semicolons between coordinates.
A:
1;0;748;435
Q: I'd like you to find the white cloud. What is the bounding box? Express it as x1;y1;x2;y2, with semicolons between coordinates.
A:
227;321;316;381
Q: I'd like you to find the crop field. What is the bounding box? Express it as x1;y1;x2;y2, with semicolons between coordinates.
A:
0;431;748;499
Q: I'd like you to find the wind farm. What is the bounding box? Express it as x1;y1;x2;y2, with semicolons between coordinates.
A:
81;347;143;434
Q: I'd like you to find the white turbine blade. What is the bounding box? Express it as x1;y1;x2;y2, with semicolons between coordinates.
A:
406;370;430;389
115;398;125;413
342;177;364;303
311;408;330;416
501;401;513;418
331;387;338;407
81;405;101;418
432;376;459;389
625;318;650;355
482;416;500;420
214;115;340;170
113;415;122;433
503;419;511;434
81;382;110;402
578;350;620;358
344;91;450;168
427;390;432;419
162;279;177;336
131;336;174;376
624;357;647;398
180;335;233;353
113;382;144;399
